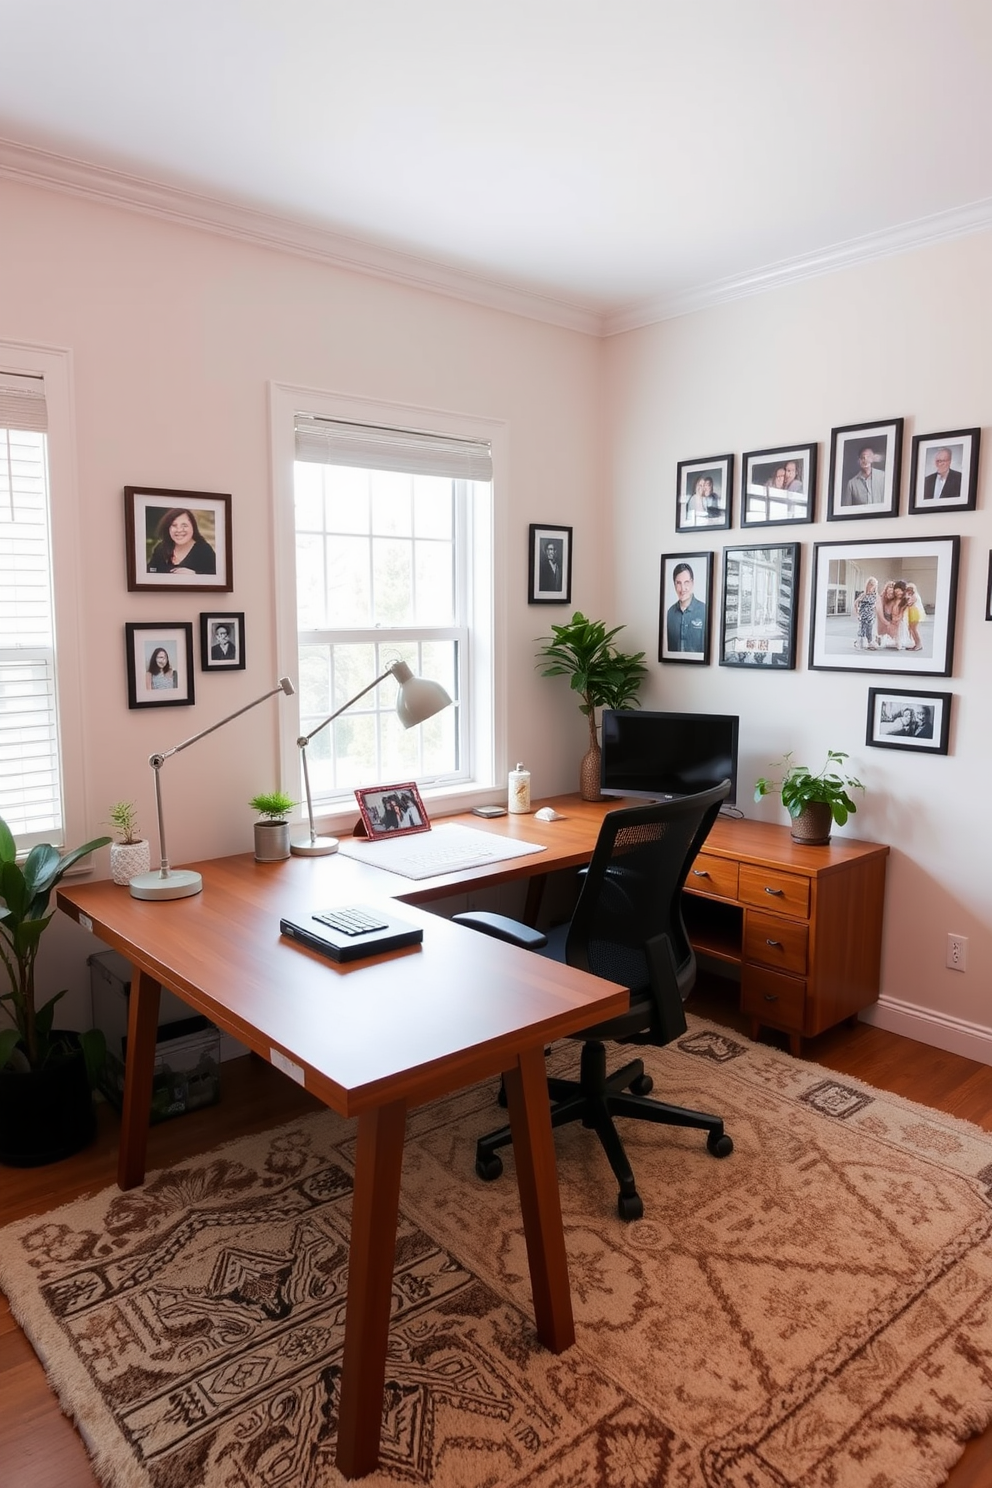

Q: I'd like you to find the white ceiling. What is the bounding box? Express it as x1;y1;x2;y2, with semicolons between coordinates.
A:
3;0;992;334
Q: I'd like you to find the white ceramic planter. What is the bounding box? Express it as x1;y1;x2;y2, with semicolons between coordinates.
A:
254;820;290;862
110;839;151;886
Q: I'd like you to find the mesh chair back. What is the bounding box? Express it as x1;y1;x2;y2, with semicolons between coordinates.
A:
564;783;731;1006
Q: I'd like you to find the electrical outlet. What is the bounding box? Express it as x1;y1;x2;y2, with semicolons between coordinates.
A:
946;933;968;972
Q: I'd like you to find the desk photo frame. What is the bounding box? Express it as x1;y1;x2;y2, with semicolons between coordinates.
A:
355;782;430;838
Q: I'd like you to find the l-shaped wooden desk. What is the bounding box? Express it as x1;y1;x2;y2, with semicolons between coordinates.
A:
57;795;887;1477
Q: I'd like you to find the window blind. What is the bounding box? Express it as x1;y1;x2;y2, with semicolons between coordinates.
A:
295;415;492;482
0;373;63;843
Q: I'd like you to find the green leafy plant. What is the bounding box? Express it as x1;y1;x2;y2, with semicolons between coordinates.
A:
249;791;296;821
754;750;864;826
106;800;142;844
0;815;111;1073
536;612;648;755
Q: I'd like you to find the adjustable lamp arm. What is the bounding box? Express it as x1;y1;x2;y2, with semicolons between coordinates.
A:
297;667;396;751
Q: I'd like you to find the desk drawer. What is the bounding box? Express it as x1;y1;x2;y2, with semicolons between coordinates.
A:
742;967;806;1033
739;864;810;919
744;911;808;975
686;852;739;900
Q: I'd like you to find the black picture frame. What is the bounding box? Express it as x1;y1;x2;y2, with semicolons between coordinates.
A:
658;551;712;663
719;543;800;669
125;622;195;709
808;535;959;676
987;552;992;621
528;523;572;604
354;781;431;838
200;611;245;671
827;417;903;521
908;428;981;516
866;688;951;755
676;454;733;533
741;442;817;527
124;486;233;592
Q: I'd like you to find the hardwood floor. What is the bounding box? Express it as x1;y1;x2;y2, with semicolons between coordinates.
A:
2;1003;991;1488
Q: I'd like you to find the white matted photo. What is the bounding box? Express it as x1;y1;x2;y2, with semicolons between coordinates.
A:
908;428;980;515
125;622;195;708
124;486;232;591
866;688;951;754
827;417;903;521
658;551;712;663
676;454;733;532
809;535;959;676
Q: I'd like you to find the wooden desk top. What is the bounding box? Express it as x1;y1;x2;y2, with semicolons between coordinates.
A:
57;843;629;1120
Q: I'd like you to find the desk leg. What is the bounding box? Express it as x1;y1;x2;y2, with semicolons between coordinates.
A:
335;1098;406;1480
117;969;161;1191
503;1044;575;1353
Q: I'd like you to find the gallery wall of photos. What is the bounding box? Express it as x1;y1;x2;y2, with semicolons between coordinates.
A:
661;418;982;757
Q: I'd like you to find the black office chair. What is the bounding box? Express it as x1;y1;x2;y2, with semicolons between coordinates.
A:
453;782;733;1221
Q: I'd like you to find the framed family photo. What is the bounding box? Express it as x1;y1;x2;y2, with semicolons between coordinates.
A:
676;454;733;533
354;781;430;838
199;612;245;671
658;551;712;664
908;428;980;516
827;417;903;521
528;523;572;604
866;688;952;755
741;442;817;527
124;486;233;592
125;621;195;709
720;543;800;669
808;535;959;676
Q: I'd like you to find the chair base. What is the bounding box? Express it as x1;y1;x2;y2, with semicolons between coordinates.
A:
476;1040;733;1221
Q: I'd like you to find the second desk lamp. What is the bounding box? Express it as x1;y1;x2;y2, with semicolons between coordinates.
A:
291;660;452;856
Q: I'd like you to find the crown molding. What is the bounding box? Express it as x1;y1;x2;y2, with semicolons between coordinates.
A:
605;197;992;336
0;136;605;337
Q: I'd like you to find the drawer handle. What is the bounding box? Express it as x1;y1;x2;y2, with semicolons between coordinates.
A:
765;938;783;948
692;869;710;878
763;993;779;1003
764;886;784;896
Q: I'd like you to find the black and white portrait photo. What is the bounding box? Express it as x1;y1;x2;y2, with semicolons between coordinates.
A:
200;612;246;671
528;524;572;604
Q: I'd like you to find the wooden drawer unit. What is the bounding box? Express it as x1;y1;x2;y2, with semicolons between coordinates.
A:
682;816;889;1057
686;851;739;901
739;863;809;919
742;967;806;1034
744;911;808;976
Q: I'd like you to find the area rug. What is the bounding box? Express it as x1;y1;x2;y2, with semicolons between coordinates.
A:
2;1017;992;1488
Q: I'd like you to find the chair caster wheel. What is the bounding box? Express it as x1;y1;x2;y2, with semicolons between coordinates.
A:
617;1190;643;1222
475;1152;503;1181
629;1073;653;1096
707;1131;734;1158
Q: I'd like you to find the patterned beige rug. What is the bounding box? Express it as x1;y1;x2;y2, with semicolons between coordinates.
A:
2;1017;992;1488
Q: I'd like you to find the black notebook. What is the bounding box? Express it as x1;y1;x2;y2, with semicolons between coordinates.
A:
279;903;423;963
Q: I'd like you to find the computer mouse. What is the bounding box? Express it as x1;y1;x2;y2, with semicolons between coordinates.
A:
534;807;563;822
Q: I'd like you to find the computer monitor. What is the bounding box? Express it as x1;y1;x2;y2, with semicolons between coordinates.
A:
600;709;739;806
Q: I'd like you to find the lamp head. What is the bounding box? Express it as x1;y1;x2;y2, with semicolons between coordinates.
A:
387;660;452;729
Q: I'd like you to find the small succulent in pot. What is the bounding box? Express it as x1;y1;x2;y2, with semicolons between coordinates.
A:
249;791;296;821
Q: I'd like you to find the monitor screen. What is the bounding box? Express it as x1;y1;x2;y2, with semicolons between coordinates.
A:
600;709;739;805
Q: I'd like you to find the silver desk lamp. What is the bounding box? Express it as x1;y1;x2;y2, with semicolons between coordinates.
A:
291;660;452;856
129;677;296;900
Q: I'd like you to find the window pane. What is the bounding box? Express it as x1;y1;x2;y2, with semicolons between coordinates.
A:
370;470;412;536
415;540;453;623
372;538;413;625
413;476;452;538
327;466;370;534
327;535;371;627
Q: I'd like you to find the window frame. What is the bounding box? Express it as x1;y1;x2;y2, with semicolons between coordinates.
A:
270;383;507;831
0;341;86;853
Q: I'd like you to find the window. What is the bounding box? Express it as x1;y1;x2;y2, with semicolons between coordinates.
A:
0;347;84;853
271;387;504;821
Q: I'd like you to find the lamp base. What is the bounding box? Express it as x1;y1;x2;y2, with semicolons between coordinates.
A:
129;868;203;900
290;835;340;856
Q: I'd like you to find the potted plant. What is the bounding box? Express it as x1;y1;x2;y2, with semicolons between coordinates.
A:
250;791;296;862
105;800;151;885
754;750;864;845
0;814;111;1165
536;612;648;800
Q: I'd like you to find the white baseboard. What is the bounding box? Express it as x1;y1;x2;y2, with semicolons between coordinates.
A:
860;995;992;1067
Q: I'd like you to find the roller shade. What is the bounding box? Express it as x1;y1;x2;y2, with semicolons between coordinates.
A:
295;415;492;482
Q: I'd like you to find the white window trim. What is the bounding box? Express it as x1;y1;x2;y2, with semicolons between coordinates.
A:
269;382;508;832
0;339;87;853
